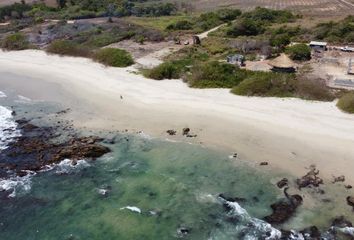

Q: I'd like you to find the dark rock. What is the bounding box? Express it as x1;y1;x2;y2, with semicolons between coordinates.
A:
345;185;353;189
260;162;268;166
332;175;345;183
182;128;190;136
332;216;353;228
264;188;303;224
166;130;177;136
177;227;190;237
0;120;111;176
218;193;246;203
21;123;38;131
56;108;71;115
347;196;354;210
300;226;321;239
186;134;197;138
277;178;289;189
296;166;323;189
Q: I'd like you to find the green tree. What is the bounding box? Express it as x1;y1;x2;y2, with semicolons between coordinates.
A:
285;44;311;61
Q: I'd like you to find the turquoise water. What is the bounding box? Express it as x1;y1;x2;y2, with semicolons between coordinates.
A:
0;135;281;240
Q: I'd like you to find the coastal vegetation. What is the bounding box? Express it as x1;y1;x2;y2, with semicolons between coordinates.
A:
285;44;311;61
93;48;134;67
46;39;90;57
231;72;295;97
337;92;354;113
1;32;31;50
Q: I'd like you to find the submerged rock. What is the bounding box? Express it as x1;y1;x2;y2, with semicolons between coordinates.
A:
346;196;354;210
296;166;323;189
177;227;191;238
277;178;289;189
264;188;303;224
332;175;345;183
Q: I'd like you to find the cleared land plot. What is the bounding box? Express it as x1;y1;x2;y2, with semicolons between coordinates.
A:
191;0;354;16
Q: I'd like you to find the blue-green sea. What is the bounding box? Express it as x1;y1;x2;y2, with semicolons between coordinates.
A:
0;133;283;239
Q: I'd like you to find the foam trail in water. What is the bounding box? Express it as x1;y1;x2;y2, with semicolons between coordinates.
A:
42;159;90;174
0;172;35;197
0;91;7;98
120;206;142;214
221;198;282;240
0;105;20;151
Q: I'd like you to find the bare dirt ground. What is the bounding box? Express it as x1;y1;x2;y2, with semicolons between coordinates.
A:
310;50;354;89
192;0;354;17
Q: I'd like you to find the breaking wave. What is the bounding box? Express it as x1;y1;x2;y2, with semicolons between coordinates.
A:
209;196;352;240
0;105;20;151
1;159;90;198
0;172;35;198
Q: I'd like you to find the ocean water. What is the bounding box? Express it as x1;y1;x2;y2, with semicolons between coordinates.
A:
0;132;285;240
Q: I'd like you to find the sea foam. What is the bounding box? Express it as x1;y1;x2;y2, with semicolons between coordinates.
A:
0;172;35;197
0;91;7;98
0;105;20;151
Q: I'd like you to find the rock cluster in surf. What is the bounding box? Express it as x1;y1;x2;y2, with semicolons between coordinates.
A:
0;115;110;178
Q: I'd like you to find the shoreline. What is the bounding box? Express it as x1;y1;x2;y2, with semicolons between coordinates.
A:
1;50;354;185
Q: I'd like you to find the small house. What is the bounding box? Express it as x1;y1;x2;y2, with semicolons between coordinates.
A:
227;54;245;66
269;54;296;73
309;41;328;51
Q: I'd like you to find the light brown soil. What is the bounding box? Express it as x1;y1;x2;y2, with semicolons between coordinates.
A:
191;0;354;17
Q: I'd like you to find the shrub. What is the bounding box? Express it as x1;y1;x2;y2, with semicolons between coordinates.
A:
231;72;296;97
295;77;335;101
216;9;242;22
93;48;134;67
285;44;311;61
187;61;249;88
145;62;180;80
1;32;30;50
337;92;354;113
145;59;192;80
85;33;119;48
46;40;91;57
226;19;265;37
166;20;193;31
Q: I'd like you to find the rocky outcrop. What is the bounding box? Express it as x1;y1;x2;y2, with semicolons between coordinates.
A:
0;118;111;177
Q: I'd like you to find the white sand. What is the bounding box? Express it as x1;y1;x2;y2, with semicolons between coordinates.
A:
1;50;354;183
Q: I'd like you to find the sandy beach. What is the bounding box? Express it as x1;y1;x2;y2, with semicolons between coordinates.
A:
1;49;354;184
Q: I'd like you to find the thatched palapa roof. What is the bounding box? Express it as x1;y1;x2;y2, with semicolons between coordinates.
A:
269;54;295;69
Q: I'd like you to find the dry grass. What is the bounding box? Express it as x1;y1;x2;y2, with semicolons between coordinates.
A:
189;0;354;17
